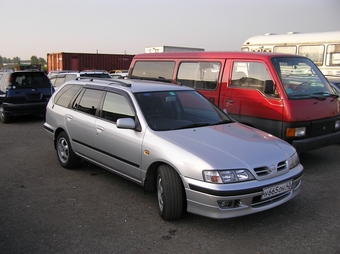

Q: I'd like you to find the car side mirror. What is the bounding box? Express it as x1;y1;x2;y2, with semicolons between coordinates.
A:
264;80;274;94
116;118;136;129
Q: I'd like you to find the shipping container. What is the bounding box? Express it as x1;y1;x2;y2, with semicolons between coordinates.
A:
47;52;135;73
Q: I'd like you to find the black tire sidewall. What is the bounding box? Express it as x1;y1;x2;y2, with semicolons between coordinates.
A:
157;164;185;220
56;131;80;169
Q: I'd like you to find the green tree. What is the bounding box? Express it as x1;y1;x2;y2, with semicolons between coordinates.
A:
12;57;21;64
31;55;39;64
38;57;46;66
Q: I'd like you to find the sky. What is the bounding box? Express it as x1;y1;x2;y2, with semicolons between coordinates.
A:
1;0;339;60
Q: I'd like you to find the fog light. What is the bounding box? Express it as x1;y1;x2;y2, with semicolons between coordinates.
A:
218;200;240;208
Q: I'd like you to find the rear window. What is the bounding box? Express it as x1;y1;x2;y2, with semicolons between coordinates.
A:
12;72;51;88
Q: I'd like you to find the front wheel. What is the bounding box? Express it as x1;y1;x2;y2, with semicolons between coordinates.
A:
56;131;81;169
157;164;185;220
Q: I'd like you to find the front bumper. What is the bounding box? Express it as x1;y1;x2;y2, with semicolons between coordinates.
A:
183;164;303;219
292;131;340;153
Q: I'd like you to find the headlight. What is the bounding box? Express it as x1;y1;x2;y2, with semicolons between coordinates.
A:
288;152;300;169
335;120;340;130
203;169;255;184
286;127;306;137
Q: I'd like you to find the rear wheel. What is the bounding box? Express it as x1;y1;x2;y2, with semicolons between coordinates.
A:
56;131;81;169
157;164;185;220
0;104;10;123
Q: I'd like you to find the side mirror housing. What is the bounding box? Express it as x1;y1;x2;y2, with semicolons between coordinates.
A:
116;118;136;129
264;80;274;94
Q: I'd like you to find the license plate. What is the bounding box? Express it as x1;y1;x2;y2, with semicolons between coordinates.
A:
261;180;292;200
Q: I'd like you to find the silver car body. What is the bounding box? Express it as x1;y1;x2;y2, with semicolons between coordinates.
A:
44;78;303;219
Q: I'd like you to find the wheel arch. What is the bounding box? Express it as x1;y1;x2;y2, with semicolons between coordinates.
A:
53;127;67;149
144;161;185;195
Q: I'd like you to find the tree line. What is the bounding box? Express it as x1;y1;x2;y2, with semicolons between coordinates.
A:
0;55;47;72
0;55;46;65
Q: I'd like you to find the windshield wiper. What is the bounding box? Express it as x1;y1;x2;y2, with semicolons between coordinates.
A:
289;92;337;101
129;75;173;83
177;122;212;130
312;92;339;99
214;119;234;125
177;120;233;130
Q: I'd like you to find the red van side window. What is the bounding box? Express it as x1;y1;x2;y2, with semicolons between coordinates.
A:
231;62;272;92
177;62;220;90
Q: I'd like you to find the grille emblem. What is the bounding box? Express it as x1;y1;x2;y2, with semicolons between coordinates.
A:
269;164;277;173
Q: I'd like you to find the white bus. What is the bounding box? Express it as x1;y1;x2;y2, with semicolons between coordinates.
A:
241;31;340;76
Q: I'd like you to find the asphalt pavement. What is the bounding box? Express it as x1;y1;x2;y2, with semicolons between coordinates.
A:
0;116;339;254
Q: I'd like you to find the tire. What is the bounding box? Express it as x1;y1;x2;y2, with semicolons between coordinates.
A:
0;104;10;123
157;164;185;220
56;131;81;169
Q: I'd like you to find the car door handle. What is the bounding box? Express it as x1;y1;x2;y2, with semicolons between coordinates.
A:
96;126;105;134
226;99;234;104
66;114;73;121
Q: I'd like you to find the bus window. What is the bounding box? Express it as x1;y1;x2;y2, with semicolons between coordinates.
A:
274;46;297;54
298;45;324;66
326;44;340;66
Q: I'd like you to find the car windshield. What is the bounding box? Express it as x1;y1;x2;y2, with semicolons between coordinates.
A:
272;57;336;99
135;90;233;131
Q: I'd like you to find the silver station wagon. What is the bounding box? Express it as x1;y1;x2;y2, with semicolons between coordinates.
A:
44;78;304;220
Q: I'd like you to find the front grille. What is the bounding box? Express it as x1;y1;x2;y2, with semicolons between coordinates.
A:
254;160;287;177
310;121;335;136
252;192;290;208
277;161;287;171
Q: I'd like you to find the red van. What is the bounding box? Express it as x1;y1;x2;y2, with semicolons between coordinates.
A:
128;52;340;153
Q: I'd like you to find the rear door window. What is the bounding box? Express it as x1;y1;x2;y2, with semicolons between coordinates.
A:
74;89;104;116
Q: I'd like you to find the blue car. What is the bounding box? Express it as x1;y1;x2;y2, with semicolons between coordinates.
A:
0;69;54;123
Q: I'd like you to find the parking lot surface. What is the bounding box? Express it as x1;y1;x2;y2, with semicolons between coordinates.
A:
1;116;339;254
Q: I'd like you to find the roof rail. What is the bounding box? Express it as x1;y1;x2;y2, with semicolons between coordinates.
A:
75;77;131;87
109;79;131;87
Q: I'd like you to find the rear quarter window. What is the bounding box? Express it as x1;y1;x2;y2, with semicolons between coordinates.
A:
54;84;83;108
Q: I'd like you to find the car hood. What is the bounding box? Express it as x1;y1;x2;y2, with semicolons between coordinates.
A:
154;122;293;170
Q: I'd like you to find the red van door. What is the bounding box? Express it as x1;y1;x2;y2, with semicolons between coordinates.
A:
220;60;284;137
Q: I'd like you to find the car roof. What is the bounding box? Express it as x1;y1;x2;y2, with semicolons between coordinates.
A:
80;70;109;74
132;51;303;60
64;78;194;93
